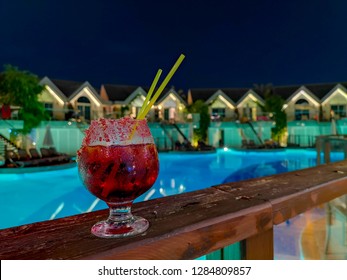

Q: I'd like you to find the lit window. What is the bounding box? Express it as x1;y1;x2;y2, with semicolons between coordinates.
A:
295;109;309;120
295;98;310;120
211;108;225;121
331;105;346;118
43;103;53;118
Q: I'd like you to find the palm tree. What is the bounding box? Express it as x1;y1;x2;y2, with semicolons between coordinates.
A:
0;65;47;134
186;100;210;142
254;83;287;143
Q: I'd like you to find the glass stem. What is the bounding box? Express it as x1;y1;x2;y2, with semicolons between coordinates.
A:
108;204;134;223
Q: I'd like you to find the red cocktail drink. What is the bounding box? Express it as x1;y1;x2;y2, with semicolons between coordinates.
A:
77;117;159;238
78;144;158;205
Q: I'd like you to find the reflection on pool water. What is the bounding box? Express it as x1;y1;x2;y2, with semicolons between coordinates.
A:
0;148;343;230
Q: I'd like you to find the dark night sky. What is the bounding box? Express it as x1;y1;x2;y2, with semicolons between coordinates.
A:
1;0;347;91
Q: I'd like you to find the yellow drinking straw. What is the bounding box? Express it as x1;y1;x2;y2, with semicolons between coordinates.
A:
129;54;185;140
129;69;162;140
137;69;162;118
137;54;185;120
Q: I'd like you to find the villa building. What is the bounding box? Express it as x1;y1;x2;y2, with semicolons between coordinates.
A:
188;88;265;122
274;83;347;121
38;77;187;123
188;83;347;122
39;77;106;121
100;84;147;119
4;76;347;125
3;77;347;151
155;88;187;122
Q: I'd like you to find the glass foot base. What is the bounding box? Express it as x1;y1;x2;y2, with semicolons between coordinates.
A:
91;216;149;238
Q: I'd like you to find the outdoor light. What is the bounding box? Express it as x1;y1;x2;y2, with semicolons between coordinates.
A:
292;90;320;107
46;86;65;105
84;87;101;107
169;93;177;101
223;147;228;151
218;95;234;109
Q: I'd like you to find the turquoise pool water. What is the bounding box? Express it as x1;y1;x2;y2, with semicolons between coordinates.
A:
0;148;343;229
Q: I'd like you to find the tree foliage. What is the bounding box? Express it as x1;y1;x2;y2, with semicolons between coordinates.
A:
0;65;47;134
187;99;210;141
254;83;287;141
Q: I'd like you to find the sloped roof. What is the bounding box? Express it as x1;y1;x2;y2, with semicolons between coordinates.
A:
68;81;104;105
102;84;140;102
272;82;347;100
305;83;347;99
39;77;68;103
50;79;86;98
222;88;252;102
272;85;301;100
44;77;347;105
190;88;253;103
156;88;186;105
191;83;347;104
189;88;220;102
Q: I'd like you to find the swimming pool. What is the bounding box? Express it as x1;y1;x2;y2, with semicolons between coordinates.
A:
0;148;343;230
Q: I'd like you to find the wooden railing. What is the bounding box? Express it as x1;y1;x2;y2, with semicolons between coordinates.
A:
1;161;347;260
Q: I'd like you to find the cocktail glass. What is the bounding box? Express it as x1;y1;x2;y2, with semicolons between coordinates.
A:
77;117;159;238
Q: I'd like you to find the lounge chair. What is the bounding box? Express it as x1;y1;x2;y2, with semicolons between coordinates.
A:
174;140;182;150
40;147;71;164
29;148;53;166
264;139;279;149
29;148;41;159
40;148;59;164
241;139;248;148
17;149;40;166
5;149;37;167
49;147;63;157
197;140;215;151
40;148;51;158
246;140;256;149
17;149;30;161
5;150;20;167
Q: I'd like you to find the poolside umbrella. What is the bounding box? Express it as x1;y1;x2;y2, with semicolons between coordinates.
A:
43;125;54;147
